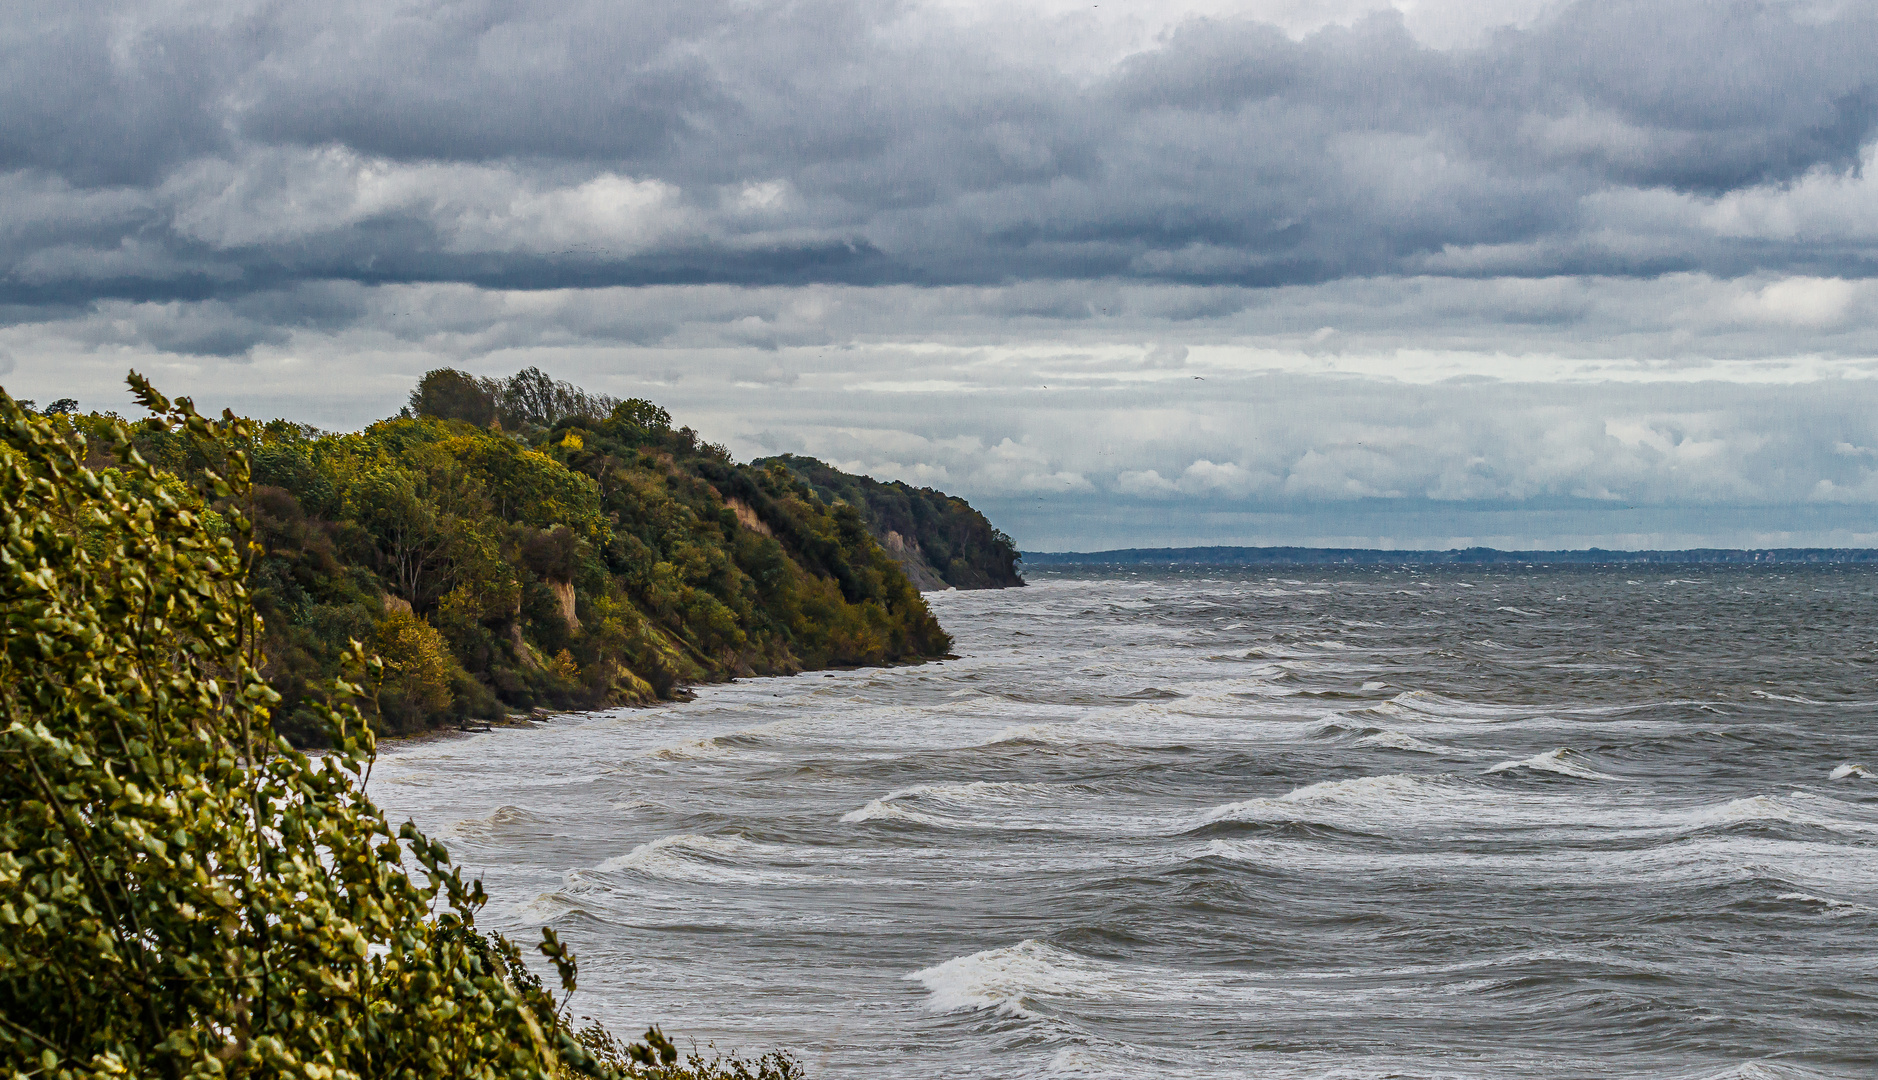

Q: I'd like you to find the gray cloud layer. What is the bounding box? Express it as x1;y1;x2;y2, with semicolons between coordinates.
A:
10;273;1878;548
5;1;1876;549
4;0;1876;302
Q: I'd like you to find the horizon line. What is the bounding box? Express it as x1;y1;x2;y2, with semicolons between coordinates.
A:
1018;545;1878;566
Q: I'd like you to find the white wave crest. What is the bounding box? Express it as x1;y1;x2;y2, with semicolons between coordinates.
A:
449;804;552;838
1776;892;1877;917
1364;690;1535;723
1679;793;1878;835
988;722;1079;745
509;892;584;923
636;736;729;761
1353;729;1452;755
593;833;802;884
838;800;955;827
1681;1061;1863;1080
1203;773;1464;826
842;781;1054;827
1750;690;1825;705
1485;748;1619;781
906;939;1117;1016
1280;773;1446;805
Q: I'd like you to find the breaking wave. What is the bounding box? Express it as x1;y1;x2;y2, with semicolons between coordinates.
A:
1485;748;1620;780
906;940;1118;1017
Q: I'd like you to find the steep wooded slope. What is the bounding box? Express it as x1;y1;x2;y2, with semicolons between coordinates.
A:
758;454;1023;591
53;369;967;742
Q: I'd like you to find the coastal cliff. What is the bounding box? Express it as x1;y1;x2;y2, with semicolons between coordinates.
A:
52;368;1011;743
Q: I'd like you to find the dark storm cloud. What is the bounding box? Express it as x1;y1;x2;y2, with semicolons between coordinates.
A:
1;0;1874;308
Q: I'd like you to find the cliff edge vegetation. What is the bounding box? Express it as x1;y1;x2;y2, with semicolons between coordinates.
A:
28;368;996;744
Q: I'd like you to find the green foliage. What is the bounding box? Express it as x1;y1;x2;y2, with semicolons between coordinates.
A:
376;607;458;724
759;455;1023;590
0;378;600;1079
0;376;806;1080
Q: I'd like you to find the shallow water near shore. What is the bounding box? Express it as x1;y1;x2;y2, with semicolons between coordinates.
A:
369;566;1878;1078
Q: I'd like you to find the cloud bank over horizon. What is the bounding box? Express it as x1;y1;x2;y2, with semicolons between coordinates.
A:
5;0;1878;549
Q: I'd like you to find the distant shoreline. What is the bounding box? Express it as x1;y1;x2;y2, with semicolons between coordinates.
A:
1020;545;1878;567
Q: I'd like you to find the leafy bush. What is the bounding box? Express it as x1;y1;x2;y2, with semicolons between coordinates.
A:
0;377;781;1080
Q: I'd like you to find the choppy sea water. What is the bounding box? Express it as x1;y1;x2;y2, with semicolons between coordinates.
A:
370;567;1878;1079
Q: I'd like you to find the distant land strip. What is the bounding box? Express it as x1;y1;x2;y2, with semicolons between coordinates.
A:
1020;546;1878;567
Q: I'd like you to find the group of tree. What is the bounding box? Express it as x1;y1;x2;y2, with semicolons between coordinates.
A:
0;377;798;1077
24;367;1011;744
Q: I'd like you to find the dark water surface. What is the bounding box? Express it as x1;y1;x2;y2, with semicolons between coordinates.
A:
371;567;1878;1078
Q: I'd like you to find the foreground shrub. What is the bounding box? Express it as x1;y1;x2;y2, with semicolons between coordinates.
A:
0;378;786;1079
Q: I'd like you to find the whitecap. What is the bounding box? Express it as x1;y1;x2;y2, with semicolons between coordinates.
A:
906;939;1118;1016
842;781;1057;827
1353;729;1452;755
510;892;585;923
1750;690;1825;705
839;799;955;827
636;736;730;761
1681;1061;1862;1080
449;804;553;838
1363;690;1533;723
1202;773;1469;827
1277;773;1446;805
988;722;1080;744
592;833;808;884
1775;892;1876;917
1485;748;1620;781
1678;793;1878;836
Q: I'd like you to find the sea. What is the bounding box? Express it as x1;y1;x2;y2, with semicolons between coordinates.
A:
369;566;1878;1078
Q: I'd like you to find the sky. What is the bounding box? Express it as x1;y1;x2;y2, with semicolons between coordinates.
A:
4;0;1878;551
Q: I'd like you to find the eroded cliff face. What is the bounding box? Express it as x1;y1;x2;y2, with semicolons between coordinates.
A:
882;529;949;592
725;497;774;537
547;579;579;631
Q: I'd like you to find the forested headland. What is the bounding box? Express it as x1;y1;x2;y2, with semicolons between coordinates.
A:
21;367;1020;745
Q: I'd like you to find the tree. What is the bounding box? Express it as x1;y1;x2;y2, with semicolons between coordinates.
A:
409;368;498;427
343;463;451;606
498;368;618;430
